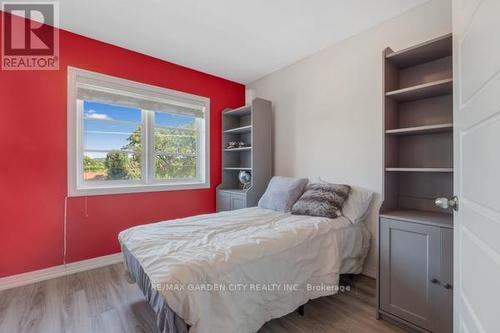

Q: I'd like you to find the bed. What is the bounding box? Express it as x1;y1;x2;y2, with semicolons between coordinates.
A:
119;206;371;333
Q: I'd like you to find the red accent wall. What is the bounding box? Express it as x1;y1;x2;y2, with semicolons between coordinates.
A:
0;15;245;278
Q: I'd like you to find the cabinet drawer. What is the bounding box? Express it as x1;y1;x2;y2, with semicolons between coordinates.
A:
217;191;231;212
230;193;246;210
438;228;453;333
379;218;440;332
217;191;247;211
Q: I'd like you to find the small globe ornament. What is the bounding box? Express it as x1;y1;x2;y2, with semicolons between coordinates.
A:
238;170;251;189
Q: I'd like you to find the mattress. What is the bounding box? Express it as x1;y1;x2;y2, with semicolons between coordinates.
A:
119;207;370;333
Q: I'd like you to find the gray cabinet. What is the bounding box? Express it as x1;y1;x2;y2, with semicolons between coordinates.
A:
438;228;453;333
217;190;247;211
379;218;453;333
380;218;440;331
217;191;231;211
216;98;272;211
230;193;246;210
380;34;454;333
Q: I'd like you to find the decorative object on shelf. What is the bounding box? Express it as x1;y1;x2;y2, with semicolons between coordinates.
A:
238;170;251;189
225;141;248;149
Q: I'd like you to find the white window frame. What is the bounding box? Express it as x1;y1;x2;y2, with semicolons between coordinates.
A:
68;67;210;197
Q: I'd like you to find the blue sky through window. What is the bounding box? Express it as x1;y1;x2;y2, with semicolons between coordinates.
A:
83;101;195;158
84;101;142;122
155;111;195;128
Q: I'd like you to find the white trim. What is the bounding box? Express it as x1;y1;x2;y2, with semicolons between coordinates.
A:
69;67;209;109
67;67;211;197
0;253;123;291
69;182;210;197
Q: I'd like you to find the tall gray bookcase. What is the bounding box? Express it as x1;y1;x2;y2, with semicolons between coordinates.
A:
216;98;272;211
378;34;454;333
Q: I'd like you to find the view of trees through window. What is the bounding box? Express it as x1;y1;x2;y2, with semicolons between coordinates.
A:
83;101;198;182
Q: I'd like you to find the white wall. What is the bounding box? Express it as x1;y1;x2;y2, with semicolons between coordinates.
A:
247;0;451;277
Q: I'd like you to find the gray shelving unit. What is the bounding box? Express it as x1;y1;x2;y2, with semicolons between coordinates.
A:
216;98;272;211
378;34;454;333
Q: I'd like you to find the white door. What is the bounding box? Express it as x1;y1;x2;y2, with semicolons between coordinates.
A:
453;0;500;332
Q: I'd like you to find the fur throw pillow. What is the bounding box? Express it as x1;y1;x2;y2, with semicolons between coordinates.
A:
291;183;351;218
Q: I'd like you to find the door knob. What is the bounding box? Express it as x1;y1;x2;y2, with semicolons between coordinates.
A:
435;196;459;211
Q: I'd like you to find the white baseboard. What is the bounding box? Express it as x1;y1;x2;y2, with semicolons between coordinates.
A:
0;253;123;291
1;252;374;291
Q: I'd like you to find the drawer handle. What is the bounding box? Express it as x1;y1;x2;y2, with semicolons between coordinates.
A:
443;283;453;290
430;278;440;285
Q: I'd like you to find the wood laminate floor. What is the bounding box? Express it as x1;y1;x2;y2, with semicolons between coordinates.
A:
0;264;406;333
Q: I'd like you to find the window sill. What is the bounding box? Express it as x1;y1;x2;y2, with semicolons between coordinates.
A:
68;181;210;197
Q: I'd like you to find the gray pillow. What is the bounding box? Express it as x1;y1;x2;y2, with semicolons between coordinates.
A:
258;176;309;212
291;183;351;218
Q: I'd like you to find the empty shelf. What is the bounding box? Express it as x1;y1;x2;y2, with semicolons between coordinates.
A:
381;209;453;228
224;146;252;152
224;125;252;134
386;78;453;102
386;123;453;135
224;167;252;171
386;34;452;68
386;167;453;172
224;105;251;117
219;188;248;194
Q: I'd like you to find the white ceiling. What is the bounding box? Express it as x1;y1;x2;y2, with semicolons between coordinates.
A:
58;0;429;83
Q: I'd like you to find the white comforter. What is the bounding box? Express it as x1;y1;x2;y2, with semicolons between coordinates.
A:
118;207;370;333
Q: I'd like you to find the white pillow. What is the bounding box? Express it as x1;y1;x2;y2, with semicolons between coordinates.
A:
317;178;373;224
342;186;374;224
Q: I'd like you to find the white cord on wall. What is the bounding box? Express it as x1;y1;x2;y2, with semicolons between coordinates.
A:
84;196;88;218
64;196;88;266
63;196;68;266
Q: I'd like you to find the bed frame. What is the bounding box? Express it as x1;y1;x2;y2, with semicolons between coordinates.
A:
183;273;355;331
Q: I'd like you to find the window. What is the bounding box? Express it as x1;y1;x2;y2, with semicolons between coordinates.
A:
68;67;209;196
